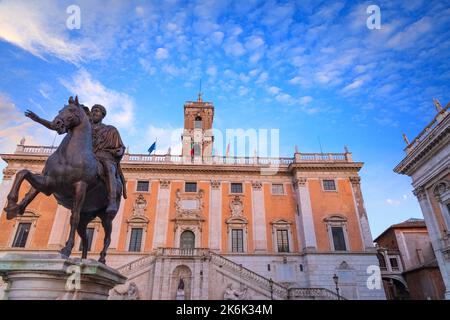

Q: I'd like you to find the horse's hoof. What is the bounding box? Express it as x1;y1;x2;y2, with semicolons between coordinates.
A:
98;257;106;264
60;247;72;258
4;202;21;220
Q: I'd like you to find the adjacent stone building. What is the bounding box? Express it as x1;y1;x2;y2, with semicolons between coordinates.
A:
375;218;445;299
0;96;385;300
394;100;450;299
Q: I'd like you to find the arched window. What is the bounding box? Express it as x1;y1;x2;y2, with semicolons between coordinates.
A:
194;116;202;129
193;143;201;156
180;230;195;250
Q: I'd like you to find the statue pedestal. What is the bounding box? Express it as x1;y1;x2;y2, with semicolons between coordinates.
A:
0;253;126;300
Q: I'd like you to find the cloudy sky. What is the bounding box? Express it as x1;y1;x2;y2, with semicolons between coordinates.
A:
0;0;449;237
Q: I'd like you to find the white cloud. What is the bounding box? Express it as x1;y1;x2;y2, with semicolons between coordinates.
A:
386;198;401;206
206;66;218;77
60;69;135;130
0;0;104;64
223;39;246;57
299;96;313;105
245;35;265;51
256;72;269;84
342;78;365;91
139;58;156;75
268;86;281;95
144;125;183;155
211;31;224;45
387;17;433;50
155;48;169;60
0;94;59;154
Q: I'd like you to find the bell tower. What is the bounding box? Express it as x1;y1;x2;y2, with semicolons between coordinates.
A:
181;92;214;159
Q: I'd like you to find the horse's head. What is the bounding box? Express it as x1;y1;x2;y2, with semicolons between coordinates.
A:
53;96;90;134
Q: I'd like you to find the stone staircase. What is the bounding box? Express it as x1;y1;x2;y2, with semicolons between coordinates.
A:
113;249;343;300
209;252;342;300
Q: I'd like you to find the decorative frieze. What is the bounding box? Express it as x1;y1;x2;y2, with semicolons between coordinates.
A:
413;186;427;201
349;176;361;186
211;180;221;189
293;178;307;189
2;168;16;180
251;181;262;190
159;180;171;189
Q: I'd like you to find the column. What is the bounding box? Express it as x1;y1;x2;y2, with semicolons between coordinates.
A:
414;186;450;299
293;178;317;250
152;180;171;248
109;195;126;250
47;205;71;249
0;169;15;220
350;177;375;250
209;180;222;251
251;181;267;251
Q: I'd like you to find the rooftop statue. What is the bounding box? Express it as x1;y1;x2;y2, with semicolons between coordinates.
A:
4;96;126;264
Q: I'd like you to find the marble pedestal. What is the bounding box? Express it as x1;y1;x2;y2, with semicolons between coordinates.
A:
0;253;127;300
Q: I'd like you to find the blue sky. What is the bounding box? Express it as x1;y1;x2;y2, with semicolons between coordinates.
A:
0;0;449;238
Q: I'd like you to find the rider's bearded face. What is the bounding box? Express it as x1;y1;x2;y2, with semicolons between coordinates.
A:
91;108;104;124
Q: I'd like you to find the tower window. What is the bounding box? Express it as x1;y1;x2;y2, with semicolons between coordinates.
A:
331;226;347;251
276;229;290;252
194;116;202;129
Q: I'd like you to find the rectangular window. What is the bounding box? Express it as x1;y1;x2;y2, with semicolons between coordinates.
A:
323;180;337;191
230;183;243;194
390;257;399;271
78;227;95;252
185;182;197;193
272;184;284;195
331;226;347;251
12;223;31;248
136;180;149;192
231;229;244;252
277;229;290;252
129;228;143;252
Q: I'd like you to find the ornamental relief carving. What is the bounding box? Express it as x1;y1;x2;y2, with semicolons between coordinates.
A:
173;188;205;221
349;176;361;186
132;194;147;216
433;180;449;200
229;196;243;217
211;180;221;189
160;180;171;188
413;186;427;201
251;181;262;190
293;178;307;188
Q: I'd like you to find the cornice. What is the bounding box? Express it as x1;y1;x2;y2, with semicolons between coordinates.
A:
394;117;450;175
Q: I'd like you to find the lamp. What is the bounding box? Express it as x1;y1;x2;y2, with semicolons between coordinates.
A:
333;274;340;300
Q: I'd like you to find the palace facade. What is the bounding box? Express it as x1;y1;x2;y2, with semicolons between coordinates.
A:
0;96;385;300
394;100;450;299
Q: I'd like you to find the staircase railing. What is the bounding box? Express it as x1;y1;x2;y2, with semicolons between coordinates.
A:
210;252;288;299
116;254;156;275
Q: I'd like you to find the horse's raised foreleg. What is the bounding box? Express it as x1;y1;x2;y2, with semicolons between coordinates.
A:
5;170;51;220
61;181;87;258
98;212;115;264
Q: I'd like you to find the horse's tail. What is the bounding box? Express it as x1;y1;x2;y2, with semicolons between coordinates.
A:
118;163;127;199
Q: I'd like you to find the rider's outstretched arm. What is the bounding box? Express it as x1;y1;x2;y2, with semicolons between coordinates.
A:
25;110;55;131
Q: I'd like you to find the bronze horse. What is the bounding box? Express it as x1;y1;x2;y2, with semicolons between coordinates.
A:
4;96;122;264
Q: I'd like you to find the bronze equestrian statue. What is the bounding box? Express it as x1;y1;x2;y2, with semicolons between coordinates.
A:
3;96;126;264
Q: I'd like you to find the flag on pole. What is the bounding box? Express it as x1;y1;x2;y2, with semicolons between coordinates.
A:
190;141;194;157
226;142;230;157
148;141;156;154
